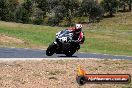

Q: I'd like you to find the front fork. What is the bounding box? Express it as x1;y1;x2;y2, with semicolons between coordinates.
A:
54;41;57;45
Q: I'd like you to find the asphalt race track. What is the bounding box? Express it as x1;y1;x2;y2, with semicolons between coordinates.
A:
0;48;132;60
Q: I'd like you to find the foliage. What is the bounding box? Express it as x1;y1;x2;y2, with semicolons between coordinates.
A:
0;0;131;26
79;0;95;16
0;0;10;21
15;0;33;23
119;0;132;11
61;0;80;26
89;4;104;23
101;0;119;16
35;0;49;17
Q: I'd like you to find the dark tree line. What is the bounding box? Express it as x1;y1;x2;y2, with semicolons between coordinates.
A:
0;0;131;26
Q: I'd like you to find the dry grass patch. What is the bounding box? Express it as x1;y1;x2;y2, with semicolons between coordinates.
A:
0;34;48;49
0;34;24;44
0;59;131;88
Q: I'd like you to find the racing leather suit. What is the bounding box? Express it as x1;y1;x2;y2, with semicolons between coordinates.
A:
66;28;85;44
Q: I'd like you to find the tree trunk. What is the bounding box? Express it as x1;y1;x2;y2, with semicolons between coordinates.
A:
129;4;131;11
109;11;113;17
128;0;132;11
123;4;126;11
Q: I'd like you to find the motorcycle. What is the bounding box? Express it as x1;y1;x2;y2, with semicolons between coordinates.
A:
46;29;80;57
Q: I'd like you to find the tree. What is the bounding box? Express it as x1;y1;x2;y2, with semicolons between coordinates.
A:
16;0;33;23
101;0;119;17
78;0;104;23
78;0;95;16
54;5;66;21
33;8;44;25
119;0;128;11
22;0;33;14
35;0;49;18
47;5;66;26
89;4;104;23
61;0;80;15
16;6;30;23
8;0;19;21
9;0;19;11
0;0;20;21
61;0;80;26
48;0;61;10
128;0;132;11
0;0;10;21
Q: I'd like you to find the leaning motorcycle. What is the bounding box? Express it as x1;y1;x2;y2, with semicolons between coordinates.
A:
46;30;80;57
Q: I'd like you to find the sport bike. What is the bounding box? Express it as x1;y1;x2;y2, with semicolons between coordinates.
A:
46;30;80;57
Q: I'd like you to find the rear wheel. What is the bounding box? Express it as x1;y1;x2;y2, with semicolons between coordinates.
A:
46;43;56;56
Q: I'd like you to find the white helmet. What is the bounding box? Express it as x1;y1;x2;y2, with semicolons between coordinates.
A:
75;24;82;30
75;24;82;34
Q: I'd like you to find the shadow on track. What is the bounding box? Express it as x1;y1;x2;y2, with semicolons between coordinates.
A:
57;55;78;58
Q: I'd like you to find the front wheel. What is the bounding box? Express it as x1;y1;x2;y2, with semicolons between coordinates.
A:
46;43;56;56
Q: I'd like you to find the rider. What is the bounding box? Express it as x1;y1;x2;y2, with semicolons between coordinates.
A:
66;24;85;44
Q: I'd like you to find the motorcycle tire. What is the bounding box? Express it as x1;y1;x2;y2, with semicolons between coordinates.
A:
46;43;56;56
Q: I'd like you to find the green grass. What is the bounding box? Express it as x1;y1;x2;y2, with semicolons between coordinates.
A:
0;12;132;56
0;23;62;49
0;25;59;44
81;29;132;55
